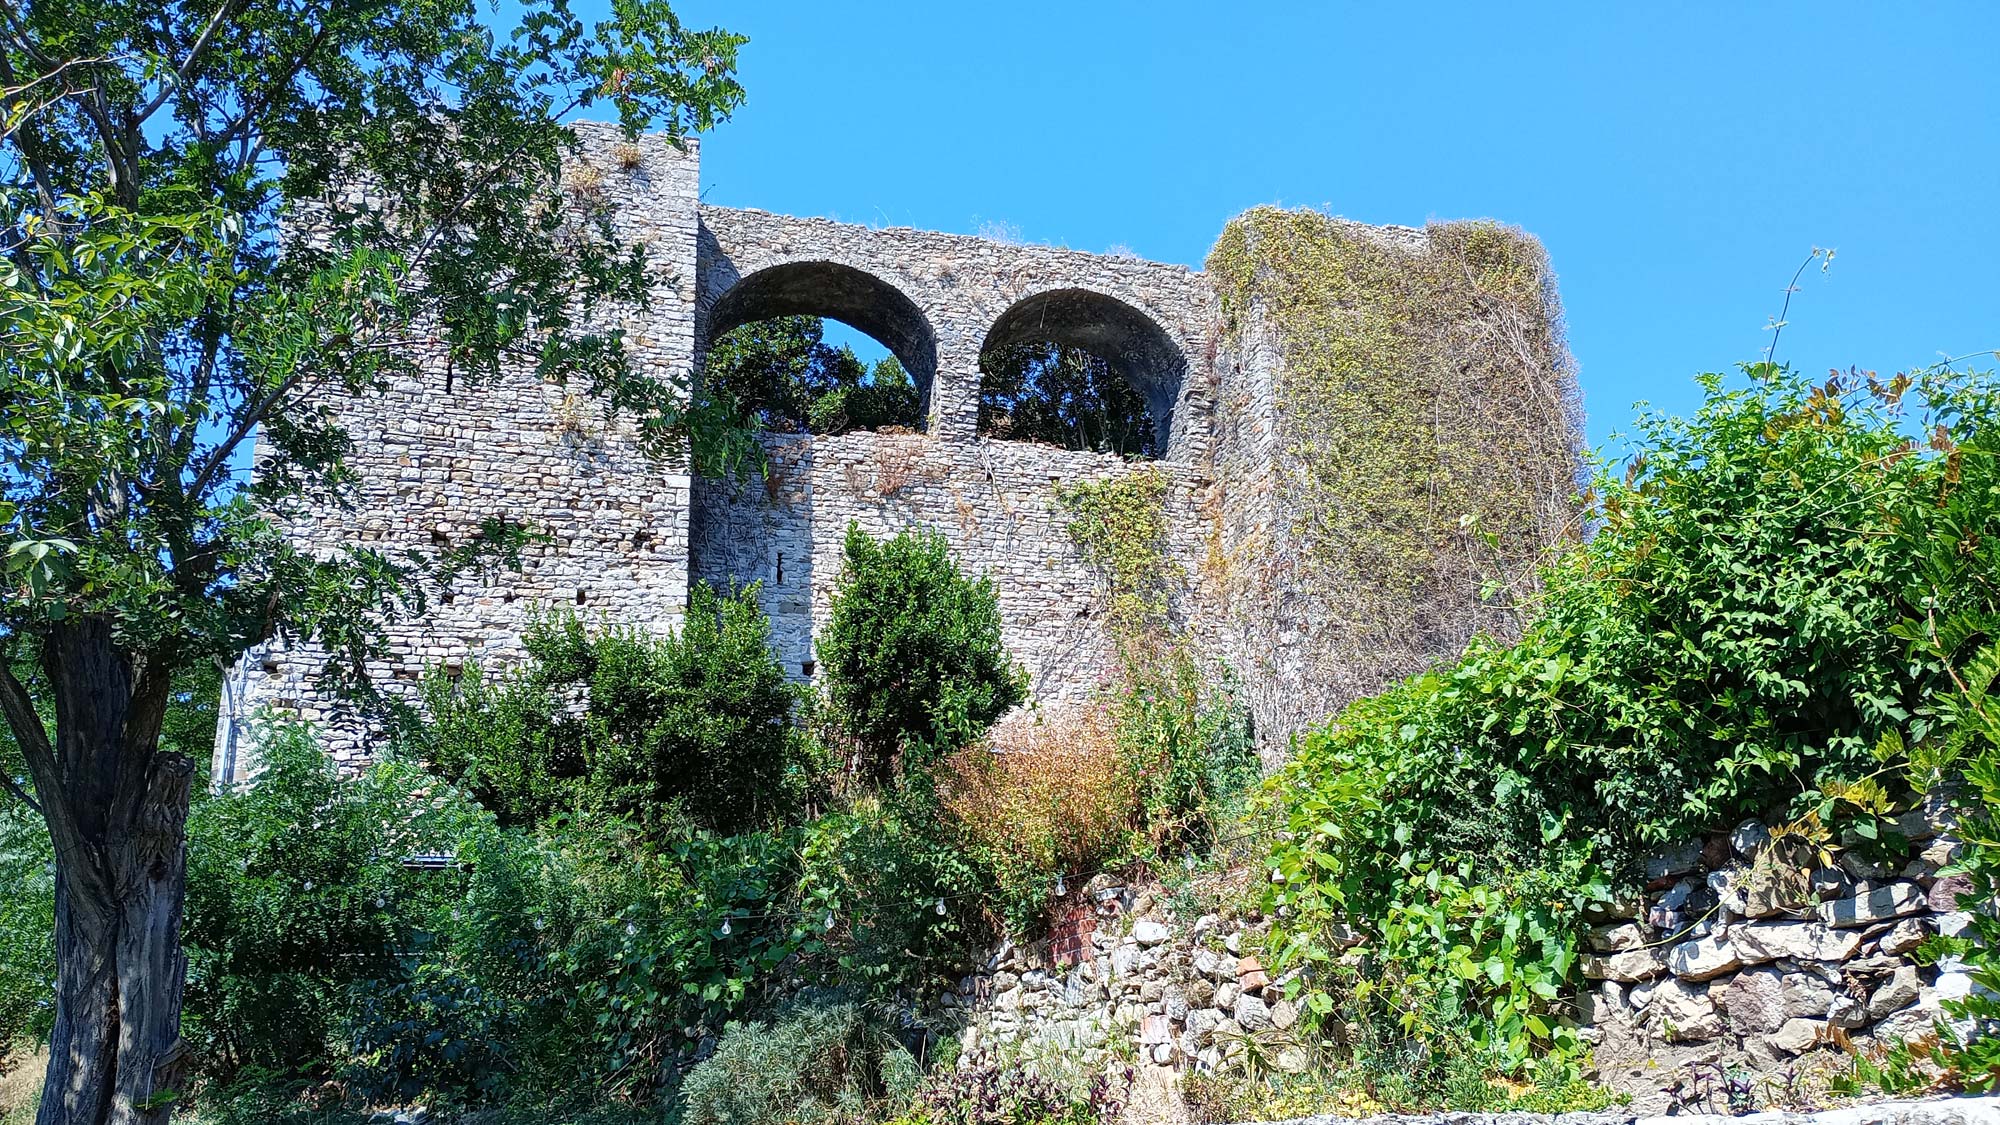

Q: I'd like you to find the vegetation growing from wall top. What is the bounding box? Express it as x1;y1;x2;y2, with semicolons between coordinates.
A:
1053;468;1179;655
1207;208;1584;721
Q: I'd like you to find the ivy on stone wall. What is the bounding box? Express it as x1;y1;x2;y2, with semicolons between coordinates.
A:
1053;468;1178;656
1207;208;1584;716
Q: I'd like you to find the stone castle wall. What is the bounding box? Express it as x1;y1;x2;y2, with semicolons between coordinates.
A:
213;124;1559;778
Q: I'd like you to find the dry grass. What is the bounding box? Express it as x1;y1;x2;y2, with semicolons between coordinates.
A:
939;705;1139;884
0;1048;45;1123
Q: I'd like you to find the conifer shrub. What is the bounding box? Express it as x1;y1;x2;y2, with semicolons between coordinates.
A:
818;525;1026;783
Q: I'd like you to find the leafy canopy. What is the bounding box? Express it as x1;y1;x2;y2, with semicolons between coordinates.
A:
703;314;922;436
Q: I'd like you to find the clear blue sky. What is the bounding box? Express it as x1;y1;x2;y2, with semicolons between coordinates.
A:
660;2;1998;457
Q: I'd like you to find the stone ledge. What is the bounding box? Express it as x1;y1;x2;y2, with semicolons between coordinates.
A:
1231;1094;2000;1125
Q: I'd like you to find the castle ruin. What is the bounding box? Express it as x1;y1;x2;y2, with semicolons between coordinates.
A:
214;123;1580;781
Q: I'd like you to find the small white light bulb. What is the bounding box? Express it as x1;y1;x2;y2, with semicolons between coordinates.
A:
720;917;732;937
935;898;947;916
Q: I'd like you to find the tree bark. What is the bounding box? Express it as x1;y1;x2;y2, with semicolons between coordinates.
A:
37;754;193;1125
19;618;193;1125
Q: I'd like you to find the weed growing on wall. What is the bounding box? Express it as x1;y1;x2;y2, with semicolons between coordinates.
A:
1207;208;1584;729
1053;468;1178;655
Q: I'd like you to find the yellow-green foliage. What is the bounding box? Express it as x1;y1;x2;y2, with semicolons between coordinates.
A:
1207;209;1582;685
1053;468;1179;654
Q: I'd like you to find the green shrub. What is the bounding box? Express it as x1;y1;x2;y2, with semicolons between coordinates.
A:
181;725;480;1083
408;582;814;835
1112;650;1259;855
680;1002;913;1125
411;660;579;830
1260;363;2000;1074
818;525;1026;782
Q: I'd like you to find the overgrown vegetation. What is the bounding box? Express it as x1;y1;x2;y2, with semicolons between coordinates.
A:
705;316;924;436
978;342;1159;459
1207;208;1584;730
405;583;814;835
1255;362;2000;1087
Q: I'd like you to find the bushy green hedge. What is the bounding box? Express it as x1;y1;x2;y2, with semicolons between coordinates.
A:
406;581;815;834
1260;363;2000;1074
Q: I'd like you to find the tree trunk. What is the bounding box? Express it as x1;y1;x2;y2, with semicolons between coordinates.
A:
37;753;193;1125
14;617;194;1125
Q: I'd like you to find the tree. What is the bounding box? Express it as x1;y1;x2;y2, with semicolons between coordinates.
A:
703;314;922;435
0;1;747;1120
817;525;1025;784
978;342;1158;458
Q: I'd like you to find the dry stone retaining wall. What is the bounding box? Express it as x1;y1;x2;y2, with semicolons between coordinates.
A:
937;804;1990;1117
1244;1096;2000;1125
1581;807;1988;1113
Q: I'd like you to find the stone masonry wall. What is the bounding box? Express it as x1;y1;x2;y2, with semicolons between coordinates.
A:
216;123;701;779
1581;808;1987;1114
691;432;1209;704
936;806;1990;1118
216;121;1576;781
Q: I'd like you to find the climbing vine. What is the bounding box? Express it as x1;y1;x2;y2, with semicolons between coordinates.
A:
1053;467;1178;657
1207;208;1583;726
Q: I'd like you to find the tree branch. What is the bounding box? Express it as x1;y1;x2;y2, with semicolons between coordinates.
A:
133;0;248;126
0;659;98;898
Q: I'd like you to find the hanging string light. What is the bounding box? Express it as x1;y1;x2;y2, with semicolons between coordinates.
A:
719;917;732;937
934;898;947;916
1053;874;1066;896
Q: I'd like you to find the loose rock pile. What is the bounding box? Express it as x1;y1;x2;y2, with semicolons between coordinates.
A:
1584;806;1985;1111
951;882;1307;1077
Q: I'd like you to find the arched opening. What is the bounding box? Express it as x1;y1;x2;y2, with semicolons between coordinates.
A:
977;289;1186;460
703;261;935;435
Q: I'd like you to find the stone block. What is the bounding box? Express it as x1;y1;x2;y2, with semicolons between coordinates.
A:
1588;923;1646;952
1820;881;1927;927
1649;977;1720;1041
1730;920;1864;964
1769;1017;1825;1054
1233;993;1273;1032
1583;947;1671;983
1869;966;1925;1018
1718;969;1787;1034
1668;935;1742;981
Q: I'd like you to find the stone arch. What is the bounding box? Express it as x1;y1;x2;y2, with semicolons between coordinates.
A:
700;259;940;427
977;287;1192;459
